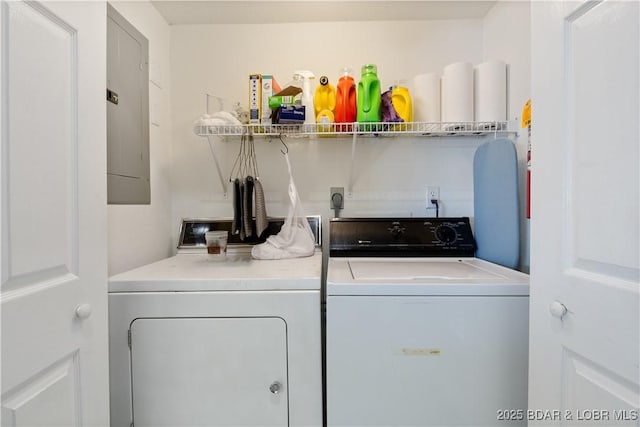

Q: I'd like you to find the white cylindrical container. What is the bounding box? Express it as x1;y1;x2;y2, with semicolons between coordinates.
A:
413;73;441;122
441;62;474;126
474;60;507;125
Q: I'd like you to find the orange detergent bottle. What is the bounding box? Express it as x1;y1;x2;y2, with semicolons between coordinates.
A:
314;75;336;131
334;68;357;131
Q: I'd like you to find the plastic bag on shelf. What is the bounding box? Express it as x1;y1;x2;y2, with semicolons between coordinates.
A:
193;95;243;134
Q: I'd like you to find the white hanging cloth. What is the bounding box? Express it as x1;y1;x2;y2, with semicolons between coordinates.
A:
251;152;315;259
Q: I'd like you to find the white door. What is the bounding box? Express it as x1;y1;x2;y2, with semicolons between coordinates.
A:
1;1;109;426
130;318;289;427
530;1;639;425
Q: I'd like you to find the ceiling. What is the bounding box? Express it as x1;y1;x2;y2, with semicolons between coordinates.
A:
150;1;497;25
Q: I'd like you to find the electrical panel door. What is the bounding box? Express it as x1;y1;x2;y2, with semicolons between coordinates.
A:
106;4;149;204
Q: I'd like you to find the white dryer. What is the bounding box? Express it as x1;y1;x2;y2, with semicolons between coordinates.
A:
326;217;529;427
109;217;323;427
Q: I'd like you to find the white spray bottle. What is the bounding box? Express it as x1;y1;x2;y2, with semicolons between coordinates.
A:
294;70;316;125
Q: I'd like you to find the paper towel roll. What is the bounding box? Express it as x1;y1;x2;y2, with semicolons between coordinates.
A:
474;60;507;125
413;73;440;122
442;62;474;127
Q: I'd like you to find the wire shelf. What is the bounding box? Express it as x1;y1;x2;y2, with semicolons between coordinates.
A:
195;121;511;138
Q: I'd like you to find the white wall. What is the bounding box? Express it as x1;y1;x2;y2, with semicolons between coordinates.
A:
167;8;532;272
101;5;530;273
170;19;487;247
482;1;531;272
108;1;173;275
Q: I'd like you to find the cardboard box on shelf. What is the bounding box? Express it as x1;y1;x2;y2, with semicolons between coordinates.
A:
273;105;305;124
249;74;261;124
268;84;302;107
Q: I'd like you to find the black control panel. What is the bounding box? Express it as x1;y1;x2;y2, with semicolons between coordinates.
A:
178;216;321;248
329;217;476;257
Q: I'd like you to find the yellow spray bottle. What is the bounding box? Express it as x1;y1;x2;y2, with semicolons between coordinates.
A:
314;75;336;132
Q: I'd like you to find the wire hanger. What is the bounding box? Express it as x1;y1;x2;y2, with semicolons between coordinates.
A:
229;131;245;181
248;132;260;179
229;128;260;181
204;93;223;115
279;134;288;155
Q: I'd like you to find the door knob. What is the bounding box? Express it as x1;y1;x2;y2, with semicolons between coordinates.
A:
549;301;567;319
75;304;92;319
269;381;282;394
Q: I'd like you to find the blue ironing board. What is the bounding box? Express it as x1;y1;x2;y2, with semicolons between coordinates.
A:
473;138;520;269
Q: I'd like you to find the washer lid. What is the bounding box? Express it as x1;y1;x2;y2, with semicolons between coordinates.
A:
349;259;505;281
327;257;529;296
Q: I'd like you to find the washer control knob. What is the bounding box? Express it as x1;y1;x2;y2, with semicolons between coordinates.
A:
75;303;92;320
435;225;457;244
549;301;568;319
269;381;282;394
387;222;406;237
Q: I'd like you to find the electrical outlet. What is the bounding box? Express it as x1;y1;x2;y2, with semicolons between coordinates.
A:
330;187;344;209
330;187;345;219
426;186;440;208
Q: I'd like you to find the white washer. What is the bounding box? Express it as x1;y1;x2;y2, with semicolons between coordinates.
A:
109;217;323;427
326;218;529;427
